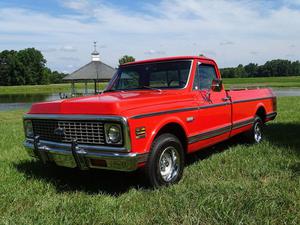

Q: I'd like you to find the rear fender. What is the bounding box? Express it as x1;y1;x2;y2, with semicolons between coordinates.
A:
255;103;267;120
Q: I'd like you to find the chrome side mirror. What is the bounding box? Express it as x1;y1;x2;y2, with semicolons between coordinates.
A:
211;79;223;92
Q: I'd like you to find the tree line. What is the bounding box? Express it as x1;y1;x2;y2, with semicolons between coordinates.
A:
1;49;299;86
220;59;300;78
119;55;300;78
0;48;67;86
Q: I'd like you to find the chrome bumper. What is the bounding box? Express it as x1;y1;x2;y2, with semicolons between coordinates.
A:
24;138;148;172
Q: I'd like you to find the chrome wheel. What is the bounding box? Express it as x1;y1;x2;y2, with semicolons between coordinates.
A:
254;122;262;143
159;146;180;182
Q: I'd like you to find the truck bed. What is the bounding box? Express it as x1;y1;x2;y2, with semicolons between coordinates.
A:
226;87;276;136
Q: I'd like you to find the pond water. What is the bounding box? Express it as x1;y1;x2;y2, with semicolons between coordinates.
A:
1;88;300;111
273;89;300;97
0;93;60;111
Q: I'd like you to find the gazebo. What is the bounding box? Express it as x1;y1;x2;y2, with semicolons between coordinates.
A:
63;42;116;95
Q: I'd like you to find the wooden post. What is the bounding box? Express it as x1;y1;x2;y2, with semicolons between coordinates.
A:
71;81;75;96
94;80;97;94
85;81;88;95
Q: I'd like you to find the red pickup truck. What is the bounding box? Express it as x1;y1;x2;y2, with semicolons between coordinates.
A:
23;56;277;187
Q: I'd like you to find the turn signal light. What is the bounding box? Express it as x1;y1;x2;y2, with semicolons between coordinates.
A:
135;127;146;139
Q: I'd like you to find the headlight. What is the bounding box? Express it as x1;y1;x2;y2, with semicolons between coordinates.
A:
24;120;34;138
105;124;122;144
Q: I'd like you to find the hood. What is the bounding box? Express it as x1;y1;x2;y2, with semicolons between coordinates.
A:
28;90;195;117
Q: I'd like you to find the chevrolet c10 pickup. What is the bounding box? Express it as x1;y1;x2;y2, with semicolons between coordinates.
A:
23;56;277;187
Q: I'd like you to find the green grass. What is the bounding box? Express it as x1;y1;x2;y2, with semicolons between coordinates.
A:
0;97;300;224
224;76;300;88
0;83;108;95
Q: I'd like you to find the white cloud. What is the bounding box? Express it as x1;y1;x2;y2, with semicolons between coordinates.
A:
220;41;235;46
60;45;77;52
0;0;300;71
40;48;57;53
144;49;166;55
62;0;89;11
59;56;80;61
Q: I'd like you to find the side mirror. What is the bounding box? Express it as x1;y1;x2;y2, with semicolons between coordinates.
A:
211;79;223;92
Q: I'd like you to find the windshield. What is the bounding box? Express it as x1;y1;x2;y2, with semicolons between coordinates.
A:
107;60;191;91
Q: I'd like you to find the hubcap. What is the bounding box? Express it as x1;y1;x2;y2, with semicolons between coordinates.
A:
159;146;180;182
254;122;262;142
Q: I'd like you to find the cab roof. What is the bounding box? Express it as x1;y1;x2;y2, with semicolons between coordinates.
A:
121;55;216;66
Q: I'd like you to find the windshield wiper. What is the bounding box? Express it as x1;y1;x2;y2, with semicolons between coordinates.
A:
140;86;162;92
103;87;162;92
103;89;117;93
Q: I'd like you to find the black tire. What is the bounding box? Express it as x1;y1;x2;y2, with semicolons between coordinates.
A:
244;116;264;144
145;133;185;188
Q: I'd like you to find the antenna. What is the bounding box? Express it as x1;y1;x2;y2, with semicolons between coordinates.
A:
93;41;97;52
93;41;99;93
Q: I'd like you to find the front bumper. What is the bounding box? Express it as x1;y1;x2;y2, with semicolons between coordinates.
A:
24;138;148;172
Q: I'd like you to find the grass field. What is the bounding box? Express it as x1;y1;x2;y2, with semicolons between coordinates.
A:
223;76;300;88
0;97;299;224
0;76;300;95
0;83;107;95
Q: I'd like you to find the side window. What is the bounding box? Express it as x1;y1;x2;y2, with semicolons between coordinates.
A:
193;64;217;90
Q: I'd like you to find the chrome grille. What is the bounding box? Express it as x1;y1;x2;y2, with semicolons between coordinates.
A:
32;120;105;145
58;121;104;144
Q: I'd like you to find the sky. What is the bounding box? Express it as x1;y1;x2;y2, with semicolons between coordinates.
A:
0;0;299;73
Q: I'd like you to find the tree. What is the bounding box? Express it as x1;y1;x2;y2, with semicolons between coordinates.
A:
244;63;258;77
234;64;247;78
0;51;11;85
17;48;47;84
119;55;135;65
0;48;67;85
220;67;235;78
291;61;300;75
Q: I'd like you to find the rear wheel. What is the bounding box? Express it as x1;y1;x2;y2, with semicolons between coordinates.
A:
245;116;264;143
145;133;184;188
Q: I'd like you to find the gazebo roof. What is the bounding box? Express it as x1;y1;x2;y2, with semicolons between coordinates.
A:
63;61;116;81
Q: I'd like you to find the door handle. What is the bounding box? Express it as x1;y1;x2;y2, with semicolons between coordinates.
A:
222;96;231;101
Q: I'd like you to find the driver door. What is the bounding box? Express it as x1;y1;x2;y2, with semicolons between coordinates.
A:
192;60;231;148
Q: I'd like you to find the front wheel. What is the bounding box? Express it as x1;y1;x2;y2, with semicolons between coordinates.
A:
145;133;184;188
245;116;264;143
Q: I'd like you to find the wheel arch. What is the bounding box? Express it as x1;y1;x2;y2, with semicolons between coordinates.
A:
146;117;189;154
255;104;267;122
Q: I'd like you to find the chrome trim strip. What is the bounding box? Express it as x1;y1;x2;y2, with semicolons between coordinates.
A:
131;102;229;119
232;96;274;104
25;138;129;153
188;118;255;144
24;114;125;121
131;107;198;119
23;114;131;152
266;112;277;120
188;125;231;144
199;102;229;109
232;118;254;130
131;96;274;120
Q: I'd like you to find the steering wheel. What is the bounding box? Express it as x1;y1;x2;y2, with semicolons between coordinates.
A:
167;80;176;86
168;80;186;87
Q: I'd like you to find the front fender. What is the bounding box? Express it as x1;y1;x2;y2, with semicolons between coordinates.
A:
144;116;189;153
